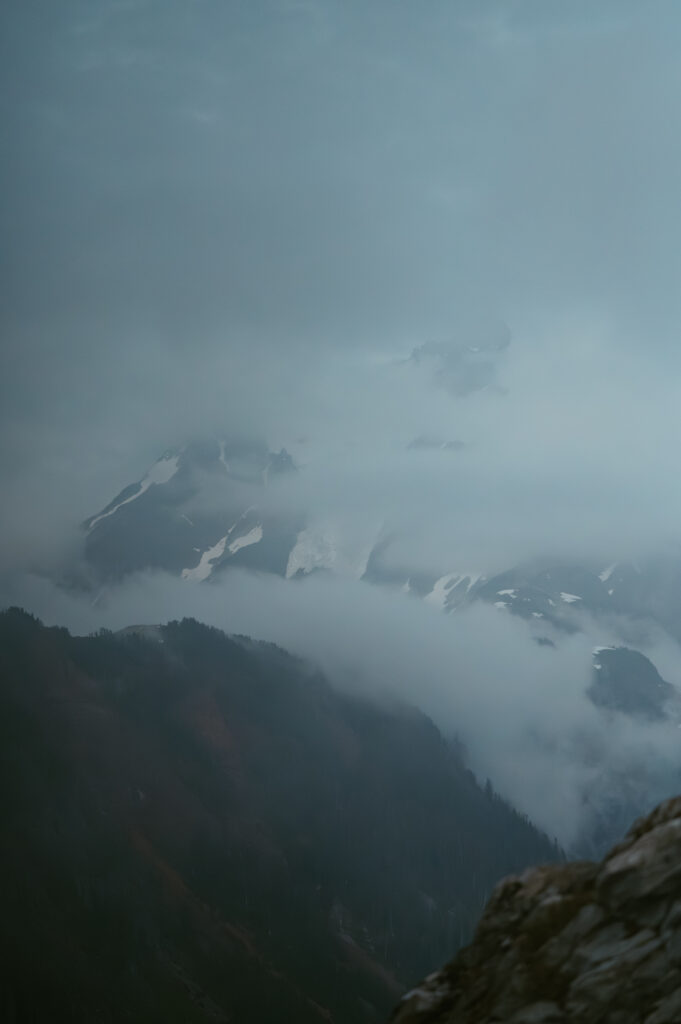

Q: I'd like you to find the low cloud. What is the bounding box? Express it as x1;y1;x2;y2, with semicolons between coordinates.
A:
5;1;681;853
6;566;681;850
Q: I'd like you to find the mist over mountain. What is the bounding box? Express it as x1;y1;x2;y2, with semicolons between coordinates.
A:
4;1;681;1018
5;421;681;855
5;0;681;574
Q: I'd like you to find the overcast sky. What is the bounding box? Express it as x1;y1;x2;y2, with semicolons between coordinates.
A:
6;0;681;844
4;0;681;553
4;0;681;501
3;1;681;574
3;2;679;544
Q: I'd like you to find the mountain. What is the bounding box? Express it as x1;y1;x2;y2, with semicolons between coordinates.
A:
425;558;681;636
67;442;681;859
78;438;380;587
0;608;559;1024
392;794;681;1024
406;322;511;398
74;440;681;661
589;646;679;721
367;551;681;722
80;439;301;585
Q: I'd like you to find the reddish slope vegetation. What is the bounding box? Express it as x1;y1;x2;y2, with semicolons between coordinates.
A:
0;609;558;1023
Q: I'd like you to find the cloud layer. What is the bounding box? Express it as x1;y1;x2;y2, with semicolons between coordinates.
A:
4;1;681;566
5;566;681;850
5;1;681;847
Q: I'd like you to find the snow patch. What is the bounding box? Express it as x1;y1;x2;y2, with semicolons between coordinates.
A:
88;453;180;530
228;525;263;554
560;592;582;604
426;572;483;608
497;588;517;598
182;512;262;579
426;574;462;608
182;535;229;582
599;563;617;583
286;525;373;580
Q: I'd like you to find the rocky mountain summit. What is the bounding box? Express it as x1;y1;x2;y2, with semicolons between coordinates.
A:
392;795;681;1024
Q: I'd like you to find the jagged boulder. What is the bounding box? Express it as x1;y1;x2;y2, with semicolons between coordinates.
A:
392;796;681;1024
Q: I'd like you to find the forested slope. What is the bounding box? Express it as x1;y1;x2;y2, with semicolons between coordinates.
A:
0;609;559;1023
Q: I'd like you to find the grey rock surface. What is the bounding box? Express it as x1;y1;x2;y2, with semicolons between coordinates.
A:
391;796;681;1023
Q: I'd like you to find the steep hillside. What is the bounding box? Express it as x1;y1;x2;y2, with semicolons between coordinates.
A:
0;609;558;1024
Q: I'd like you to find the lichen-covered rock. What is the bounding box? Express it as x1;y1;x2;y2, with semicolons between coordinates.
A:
391;796;681;1024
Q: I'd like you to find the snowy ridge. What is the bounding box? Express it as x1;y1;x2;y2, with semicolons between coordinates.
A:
88;453;180;530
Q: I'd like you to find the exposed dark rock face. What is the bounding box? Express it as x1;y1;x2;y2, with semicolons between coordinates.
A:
588;646;677;721
392;796;681;1024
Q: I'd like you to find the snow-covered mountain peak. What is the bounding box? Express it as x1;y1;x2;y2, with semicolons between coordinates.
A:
80;438;299;584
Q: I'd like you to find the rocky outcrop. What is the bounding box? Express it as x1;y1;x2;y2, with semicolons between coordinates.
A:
392;796;681;1024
